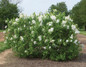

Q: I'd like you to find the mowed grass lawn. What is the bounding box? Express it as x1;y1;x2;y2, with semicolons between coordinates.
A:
0;30;4;32
0;42;10;53
0;42;9;53
80;31;86;36
0;30;10;53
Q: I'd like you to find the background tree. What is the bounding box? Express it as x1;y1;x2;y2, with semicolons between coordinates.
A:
0;0;20;29
72;0;86;30
48;2;68;16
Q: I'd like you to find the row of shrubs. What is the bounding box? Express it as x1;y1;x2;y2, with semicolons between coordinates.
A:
4;11;82;61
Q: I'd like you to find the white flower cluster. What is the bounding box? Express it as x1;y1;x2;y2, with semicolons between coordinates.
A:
71;25;80;34
38;15;43;22
50;15;56;20
5;12;81;55
56;19;60;23
20;36;24;41
48;28;54;33
65;15;73;22
13;22;18;25
38;35;42;41
47;22;53;26
32;20;36;24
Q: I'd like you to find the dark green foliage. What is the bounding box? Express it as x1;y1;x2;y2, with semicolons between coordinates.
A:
5;12;81;61
0;0;19;29
72;0;86;30
48;2;68;16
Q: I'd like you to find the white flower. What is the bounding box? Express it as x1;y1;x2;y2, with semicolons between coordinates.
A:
71;25;76;30
75;29;80;34
53;9;57;12
34;41;37;44
18;28;22;31
5;20;8;23
42;28;45;31
40;22;42;26
65;15;73;21
59;39;62;42
13;41;16;43
24;25;26;27
25;50;28;53
30;27;32;30
63;24;66;27
31;14;34;19
70;35;73;39
9;21;11;24
78;41;81;43
74;40;78;44
5;37;8;40
31;39;33;41
70;19;73;22
56;19;59;23
67;26;69;29
10;37;13;40
43;15;47;19
13;22;18;25
62;20;66;25
47;22;53;26
66;40;69;43
45;39;48;43
4;40;7;44
13;35;17;39
49;46;51;49
3;31;6;34
38;35;42;41
48;28;54;33
32;20;36;24
50;40;55;43
18;28;20;30
50;15;56;20
49;23;52;26
43;47;46;49
38;15;43;22
70;40;72;42
20;36;24;41
31;31;34;34
8;29;10;32
15;18;19;21
19;13;24;18
65;15;70;20
5;26;7;29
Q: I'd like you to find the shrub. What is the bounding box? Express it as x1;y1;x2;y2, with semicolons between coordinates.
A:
5;11;81;61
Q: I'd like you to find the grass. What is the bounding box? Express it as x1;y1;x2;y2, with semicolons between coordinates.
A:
80;31;86;36
0;30;10;53
0;30;4;32
0;42;10;53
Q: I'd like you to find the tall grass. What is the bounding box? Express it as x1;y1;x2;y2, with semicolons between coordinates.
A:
0;42;10;53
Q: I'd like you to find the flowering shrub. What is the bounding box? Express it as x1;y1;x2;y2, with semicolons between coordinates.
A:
5;12;81;61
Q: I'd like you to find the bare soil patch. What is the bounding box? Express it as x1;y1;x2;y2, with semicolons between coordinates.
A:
0;33;86;67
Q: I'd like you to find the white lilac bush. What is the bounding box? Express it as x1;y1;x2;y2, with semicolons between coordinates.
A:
4;11;81;61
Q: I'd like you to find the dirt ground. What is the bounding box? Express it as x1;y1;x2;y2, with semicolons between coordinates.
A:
0;32;86;67
0;32;4;42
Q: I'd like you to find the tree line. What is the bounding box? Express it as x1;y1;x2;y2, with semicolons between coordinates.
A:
0;0;86;31
0;0;20;29
48;0;86;31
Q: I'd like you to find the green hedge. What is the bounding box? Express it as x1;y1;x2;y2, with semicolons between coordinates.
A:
4;11;81;61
